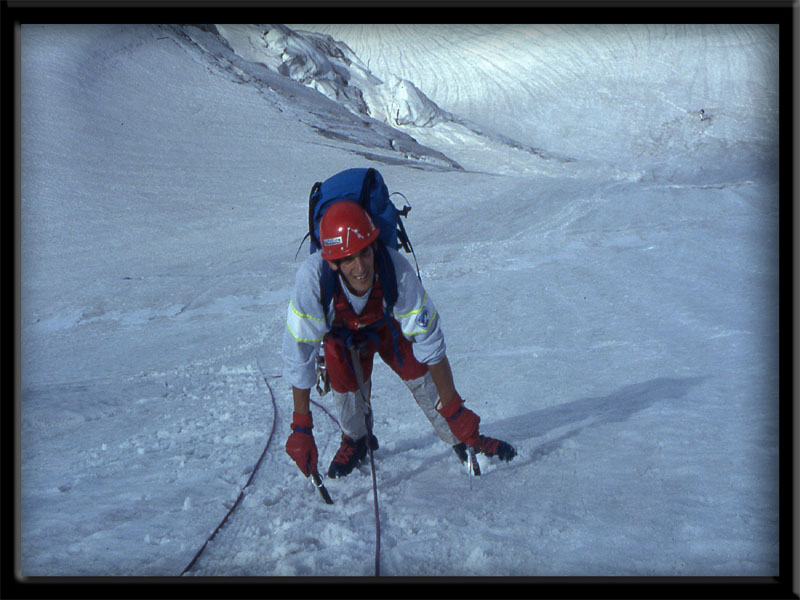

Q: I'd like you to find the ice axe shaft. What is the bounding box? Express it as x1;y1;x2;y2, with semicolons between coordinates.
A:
467;445;481;482
308;464;334;504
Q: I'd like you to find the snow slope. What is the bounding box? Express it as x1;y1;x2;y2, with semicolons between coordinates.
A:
19;23;780;579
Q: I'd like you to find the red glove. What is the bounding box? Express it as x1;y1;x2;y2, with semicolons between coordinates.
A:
437;392;480;447
285;412;318;477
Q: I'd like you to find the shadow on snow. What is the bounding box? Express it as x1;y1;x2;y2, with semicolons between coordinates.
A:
393;375;707;469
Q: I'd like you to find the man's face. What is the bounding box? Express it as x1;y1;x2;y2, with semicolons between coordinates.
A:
327;244;375;296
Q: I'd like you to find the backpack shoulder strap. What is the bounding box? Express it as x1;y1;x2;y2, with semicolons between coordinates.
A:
321;243;396;316
319;259;338;327
374;243;398;311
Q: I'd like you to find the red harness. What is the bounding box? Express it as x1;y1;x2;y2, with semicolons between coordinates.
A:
323;277;427;393
331;278;387;334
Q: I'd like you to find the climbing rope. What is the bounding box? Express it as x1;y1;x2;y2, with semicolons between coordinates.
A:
180;369;381;576
312;388;382;577
348;345;382;576
179;372;279;575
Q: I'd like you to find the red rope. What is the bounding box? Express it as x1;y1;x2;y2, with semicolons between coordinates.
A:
365;411;381;576
180;373;279;575
313;392;381;576
347;346;381;576
180;372;381;576
310;397;340;426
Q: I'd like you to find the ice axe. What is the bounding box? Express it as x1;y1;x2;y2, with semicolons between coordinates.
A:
308;463;334;505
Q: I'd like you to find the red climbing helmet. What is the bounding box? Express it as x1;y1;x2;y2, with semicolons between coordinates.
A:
319;201;380;260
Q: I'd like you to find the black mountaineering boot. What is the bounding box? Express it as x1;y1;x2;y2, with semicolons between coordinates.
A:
453;438;517;463
453;442;468;464
327;434;378;478
475;435;517;461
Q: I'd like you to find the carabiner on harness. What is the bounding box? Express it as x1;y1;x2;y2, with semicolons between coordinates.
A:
315;342;330;396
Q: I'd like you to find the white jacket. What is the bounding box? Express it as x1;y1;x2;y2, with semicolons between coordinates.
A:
281;247;446;389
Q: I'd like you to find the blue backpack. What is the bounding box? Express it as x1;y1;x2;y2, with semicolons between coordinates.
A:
306;167;414;258
301;168;420;357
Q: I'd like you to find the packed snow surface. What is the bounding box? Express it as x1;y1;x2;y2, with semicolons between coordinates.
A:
20;24;779;577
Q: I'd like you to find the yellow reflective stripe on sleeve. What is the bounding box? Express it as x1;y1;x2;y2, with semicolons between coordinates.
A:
286;299;327;343
290;298;326;322
394;292;428;319
404;309;437;336
286;320;325;343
